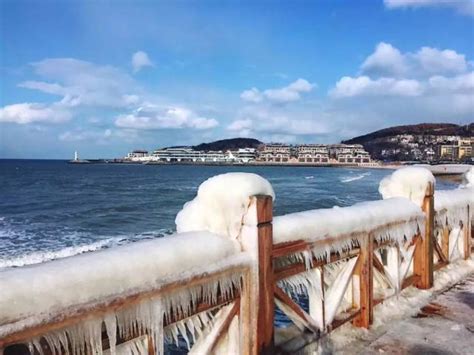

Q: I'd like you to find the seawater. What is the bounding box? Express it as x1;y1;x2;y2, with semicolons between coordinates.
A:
0;159;458;269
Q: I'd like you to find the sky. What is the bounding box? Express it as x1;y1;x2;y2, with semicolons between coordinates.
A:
1;0;473;159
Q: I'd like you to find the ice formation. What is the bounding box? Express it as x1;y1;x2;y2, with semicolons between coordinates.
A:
0;231;250;354
379;166;435;205
434;188;473;229
462;166;474;187
175;173;275;239
273;197;424;260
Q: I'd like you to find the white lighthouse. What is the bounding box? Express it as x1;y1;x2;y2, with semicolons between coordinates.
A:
74;151;79;161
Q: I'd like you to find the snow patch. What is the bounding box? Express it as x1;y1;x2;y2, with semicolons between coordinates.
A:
379;167;435;205
176;173;275;239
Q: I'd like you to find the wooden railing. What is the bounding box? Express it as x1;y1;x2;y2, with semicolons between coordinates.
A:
1;186;472;355
245;183;472;354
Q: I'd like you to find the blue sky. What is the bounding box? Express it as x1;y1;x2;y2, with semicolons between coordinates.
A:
1;0;473;159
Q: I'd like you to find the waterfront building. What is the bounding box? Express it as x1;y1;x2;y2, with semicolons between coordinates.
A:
230;148;257;163
296;144;329;163
258;144;291;162
127;150;149;159
152;148;232;163
329;144;371;164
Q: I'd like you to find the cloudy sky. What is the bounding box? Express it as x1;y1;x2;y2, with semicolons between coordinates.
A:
1;0;473;159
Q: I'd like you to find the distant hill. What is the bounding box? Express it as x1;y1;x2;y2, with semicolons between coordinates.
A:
342;123;473;161
192;138;263;151
343;123;473;145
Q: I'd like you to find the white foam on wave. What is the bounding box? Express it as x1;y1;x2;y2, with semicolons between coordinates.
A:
304;176;315;180
340;172;371;183
0;229;174;269
0;238;123;269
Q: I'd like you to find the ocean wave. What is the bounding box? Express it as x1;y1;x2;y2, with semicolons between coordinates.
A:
0;238;123;269
304;176;314;179
340;172;371;183
0;229;173;269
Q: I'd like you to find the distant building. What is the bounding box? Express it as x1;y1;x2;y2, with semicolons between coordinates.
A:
231;148;257;163
127;150;149;158
329;144;371;164
152;148;232;163
437;145;457;161
258;144;291;163
296;144;329;163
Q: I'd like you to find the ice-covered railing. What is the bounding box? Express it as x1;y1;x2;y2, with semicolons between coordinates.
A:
266;168;432;337
432;167;474;264
273;197;425;260
1;169;472;355
0;232;250;354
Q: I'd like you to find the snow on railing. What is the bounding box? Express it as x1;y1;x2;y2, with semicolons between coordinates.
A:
273;197;424;260
1;169;472;355
433;182;473;264
0;232;250;354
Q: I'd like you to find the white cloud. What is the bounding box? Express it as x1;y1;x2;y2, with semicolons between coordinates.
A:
330;76;423;97
414;47;467;75
384;0;474;16
115;105;218;130
59;129;113;142
227;119;253;131
0;103;71;124
240;88;263;103
227;104;329;138
131;51;154;73
240;78;315;103
361;42;408;77
18;81;67;96
20;58;140;109
361;42;469;78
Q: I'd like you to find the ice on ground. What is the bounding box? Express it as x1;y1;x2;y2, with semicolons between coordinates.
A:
379;167;435;205
176;173;275;239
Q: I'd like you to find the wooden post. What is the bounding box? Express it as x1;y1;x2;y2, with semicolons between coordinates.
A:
352;233;373;328
414;182;434;289
464;205;472;260
239;195;274;355
256;195;274;354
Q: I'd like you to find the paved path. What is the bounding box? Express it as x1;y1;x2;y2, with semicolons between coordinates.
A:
338;273;474;355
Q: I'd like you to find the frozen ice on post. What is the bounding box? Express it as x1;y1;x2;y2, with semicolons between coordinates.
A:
175;172;275;239
379;167;435;205
462;166;474;188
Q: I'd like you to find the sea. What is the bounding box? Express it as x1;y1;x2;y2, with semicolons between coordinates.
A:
0;159;459;269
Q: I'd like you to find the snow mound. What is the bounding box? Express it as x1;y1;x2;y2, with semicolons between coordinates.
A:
176;173;275;239
379;167;435;205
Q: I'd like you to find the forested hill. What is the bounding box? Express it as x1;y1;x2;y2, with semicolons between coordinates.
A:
192;138;263;151
343;123;473;145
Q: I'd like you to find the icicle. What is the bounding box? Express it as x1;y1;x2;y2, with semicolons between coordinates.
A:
104;314;117;355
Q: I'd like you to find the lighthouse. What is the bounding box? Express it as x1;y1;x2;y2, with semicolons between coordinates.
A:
74;151;79;161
